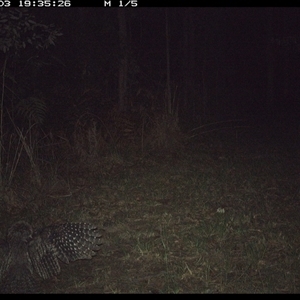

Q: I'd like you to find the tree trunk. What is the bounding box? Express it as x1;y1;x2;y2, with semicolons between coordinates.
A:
266;8;275;117
118;9;128;112
165;8;172;115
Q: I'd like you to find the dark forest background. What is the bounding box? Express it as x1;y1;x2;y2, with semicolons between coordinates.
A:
36;8;300;130
0;7;299;188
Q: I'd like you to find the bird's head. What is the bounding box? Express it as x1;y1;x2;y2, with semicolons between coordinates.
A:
7;221;33;244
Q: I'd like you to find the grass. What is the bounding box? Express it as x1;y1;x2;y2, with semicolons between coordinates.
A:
1;133;300;293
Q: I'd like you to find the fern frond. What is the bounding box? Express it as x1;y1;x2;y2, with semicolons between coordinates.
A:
17;96;47;125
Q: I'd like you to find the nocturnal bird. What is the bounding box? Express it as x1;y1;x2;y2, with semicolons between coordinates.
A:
0;221;101;293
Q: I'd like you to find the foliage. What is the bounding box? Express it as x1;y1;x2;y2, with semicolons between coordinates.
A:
0;8;62;54
16;96;48;125
146;113;184;153
0;8;62;189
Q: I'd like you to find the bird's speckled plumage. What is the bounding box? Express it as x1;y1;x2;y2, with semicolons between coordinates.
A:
0;221;101;293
